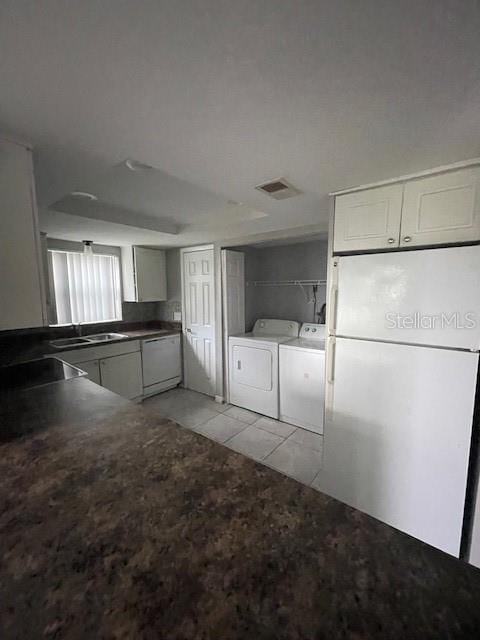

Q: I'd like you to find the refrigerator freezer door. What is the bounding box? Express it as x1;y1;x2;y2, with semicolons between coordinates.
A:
315;337;478;556
335;245;480;350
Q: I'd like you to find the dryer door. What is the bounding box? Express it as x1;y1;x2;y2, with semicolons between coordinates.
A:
229;340;279;419
231;345;273;390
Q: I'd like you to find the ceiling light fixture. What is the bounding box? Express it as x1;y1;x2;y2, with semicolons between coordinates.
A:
83;240;94;256
70;191;98;200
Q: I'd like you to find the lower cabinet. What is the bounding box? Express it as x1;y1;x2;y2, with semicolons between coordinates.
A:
100;352;143;400
55;341;143;400
78;359;101;385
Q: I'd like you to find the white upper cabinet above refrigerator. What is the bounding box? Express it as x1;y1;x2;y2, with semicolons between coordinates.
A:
333;184;403;253
400;168;480;247
332;164;480;254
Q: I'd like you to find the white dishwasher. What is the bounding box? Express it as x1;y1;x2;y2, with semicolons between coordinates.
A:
142;333;182;397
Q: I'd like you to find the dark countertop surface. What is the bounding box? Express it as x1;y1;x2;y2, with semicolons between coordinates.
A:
0;357;85;394
0;324;181;366
1;378;480;639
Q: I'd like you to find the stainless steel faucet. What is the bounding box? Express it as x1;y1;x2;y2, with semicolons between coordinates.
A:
72;323;82;337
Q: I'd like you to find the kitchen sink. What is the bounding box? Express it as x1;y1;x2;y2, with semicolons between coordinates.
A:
84;332;128;342
50;332;128;349
49;337;92;348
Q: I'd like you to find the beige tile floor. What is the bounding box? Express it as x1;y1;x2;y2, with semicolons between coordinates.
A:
143;387;324;489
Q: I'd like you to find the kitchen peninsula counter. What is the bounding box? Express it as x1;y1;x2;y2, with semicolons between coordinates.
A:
1;377;480;639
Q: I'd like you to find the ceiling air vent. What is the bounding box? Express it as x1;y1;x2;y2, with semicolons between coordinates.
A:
255;178;301;200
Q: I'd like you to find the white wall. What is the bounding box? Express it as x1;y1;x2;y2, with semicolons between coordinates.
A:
240;240;328;329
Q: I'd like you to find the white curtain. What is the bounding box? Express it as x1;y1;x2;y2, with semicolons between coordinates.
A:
51;251;122;324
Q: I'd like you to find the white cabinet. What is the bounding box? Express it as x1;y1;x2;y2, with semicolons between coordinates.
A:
333;184;403;253
400;168;480;247
0;139;46;330
55;340;142;399
121;246;167;302
77;359;101;385
100;351;143;399
333;166;480;254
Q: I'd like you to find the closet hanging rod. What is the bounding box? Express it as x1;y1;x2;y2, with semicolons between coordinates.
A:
247;279;327;287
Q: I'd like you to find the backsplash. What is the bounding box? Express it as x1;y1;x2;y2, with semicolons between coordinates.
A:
157;300;182;322
122;301;159;323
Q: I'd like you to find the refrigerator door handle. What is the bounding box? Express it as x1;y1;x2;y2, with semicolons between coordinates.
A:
328;286;338;334
327;337;336;383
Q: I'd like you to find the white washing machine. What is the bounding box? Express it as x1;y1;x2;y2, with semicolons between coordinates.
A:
279;323;326;433
229;319;300;419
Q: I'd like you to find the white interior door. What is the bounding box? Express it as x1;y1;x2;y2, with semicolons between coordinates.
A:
221;249;245;401
182;247;216;396
317;337;478;556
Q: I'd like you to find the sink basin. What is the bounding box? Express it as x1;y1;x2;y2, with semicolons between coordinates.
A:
83;332;128;343
50;337;92;349
50;333;128;349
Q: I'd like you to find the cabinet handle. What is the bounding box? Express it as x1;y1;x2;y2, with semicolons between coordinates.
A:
387;238;395;244
403;236;412;243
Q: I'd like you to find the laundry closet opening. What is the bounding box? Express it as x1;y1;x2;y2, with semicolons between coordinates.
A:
221;237;328;432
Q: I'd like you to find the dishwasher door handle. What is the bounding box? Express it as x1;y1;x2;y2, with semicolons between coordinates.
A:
144;335;180;344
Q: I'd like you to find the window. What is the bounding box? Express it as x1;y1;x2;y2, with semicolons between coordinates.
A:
50;250;122;325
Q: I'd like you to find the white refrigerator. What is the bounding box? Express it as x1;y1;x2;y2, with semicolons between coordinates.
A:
315;245;480;557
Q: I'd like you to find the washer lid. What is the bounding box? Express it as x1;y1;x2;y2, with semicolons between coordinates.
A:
252;318;300;337
281;337;326;352
230;333;293;344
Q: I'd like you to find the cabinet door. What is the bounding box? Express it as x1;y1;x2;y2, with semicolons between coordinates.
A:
333;184;403;253
100;352;143;399
0;141;45;329
78;359;101;385
135;247;167;301
400;167;480;247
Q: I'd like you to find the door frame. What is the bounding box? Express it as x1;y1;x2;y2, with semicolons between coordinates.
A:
221;249;246;404
180;244;216;395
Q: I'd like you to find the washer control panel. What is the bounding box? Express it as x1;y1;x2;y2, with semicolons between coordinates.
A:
299;323;326;340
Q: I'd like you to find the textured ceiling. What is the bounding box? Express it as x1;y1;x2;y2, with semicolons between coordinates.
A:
0;0;479;246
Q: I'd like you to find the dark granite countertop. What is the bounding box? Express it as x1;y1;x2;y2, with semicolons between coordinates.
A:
1;379;480;639
0;322;181;366
0;357;85;394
